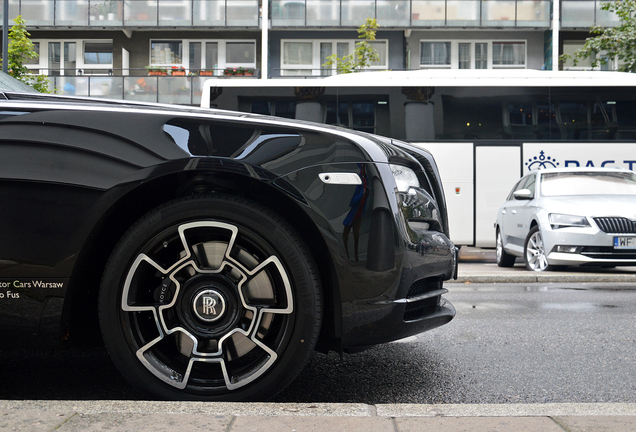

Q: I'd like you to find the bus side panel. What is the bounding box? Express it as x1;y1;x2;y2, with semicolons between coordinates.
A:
523;143;636;173
475;146;521;247
414;142;474;246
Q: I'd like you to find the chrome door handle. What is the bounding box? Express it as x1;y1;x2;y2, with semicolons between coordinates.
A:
512;210;517;214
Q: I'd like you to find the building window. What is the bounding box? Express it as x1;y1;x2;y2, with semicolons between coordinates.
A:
492;42;525;67
29;39;113;76
150;40;256;73
420;40;525;69
421;42;451;67
281;39;388;76
151;41;183;65
562;41;616;71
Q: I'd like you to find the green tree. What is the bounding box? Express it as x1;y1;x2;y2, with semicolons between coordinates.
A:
323;18;380;74
0;15;52;92
561;0;636;72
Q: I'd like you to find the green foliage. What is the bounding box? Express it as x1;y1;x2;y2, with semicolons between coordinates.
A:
0;16;52;92
560;0;636;72
323;18;380;74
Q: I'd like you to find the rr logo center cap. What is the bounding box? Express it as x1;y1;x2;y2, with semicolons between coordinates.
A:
192;289;226;322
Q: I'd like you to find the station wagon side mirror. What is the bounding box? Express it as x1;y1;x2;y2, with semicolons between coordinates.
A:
513;189;533;200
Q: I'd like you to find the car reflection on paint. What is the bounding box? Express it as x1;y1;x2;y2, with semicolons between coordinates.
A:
495;167;636;272
0;71;457;402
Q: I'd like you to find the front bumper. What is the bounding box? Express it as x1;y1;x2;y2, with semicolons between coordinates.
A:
543;224;636;266
342;186;458;352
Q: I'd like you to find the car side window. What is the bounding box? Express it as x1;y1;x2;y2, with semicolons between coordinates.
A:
524;174;536;198
507;177;527;201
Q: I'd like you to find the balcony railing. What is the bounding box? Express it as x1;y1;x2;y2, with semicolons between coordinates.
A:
3;0;260;27
271;0;552;28
0;0;621;29
41;68;259;106
561;0;621;28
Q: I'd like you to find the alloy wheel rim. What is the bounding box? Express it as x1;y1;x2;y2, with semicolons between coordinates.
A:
120;221;294;393
496;232;503;262
526;230;548;271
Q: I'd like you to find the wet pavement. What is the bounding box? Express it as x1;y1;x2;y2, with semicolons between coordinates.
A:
1;249;635;431
453;247;636;284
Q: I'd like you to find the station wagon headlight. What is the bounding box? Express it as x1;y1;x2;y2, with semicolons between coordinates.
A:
390;164;420;193
549;213;590;229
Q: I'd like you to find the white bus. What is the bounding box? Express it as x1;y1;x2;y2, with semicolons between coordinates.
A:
201;70;636;247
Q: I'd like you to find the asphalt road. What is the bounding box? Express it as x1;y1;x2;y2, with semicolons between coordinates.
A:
1;282;635;404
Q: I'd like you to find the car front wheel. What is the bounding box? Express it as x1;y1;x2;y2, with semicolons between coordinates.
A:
524;225;549;272
99;194;321;401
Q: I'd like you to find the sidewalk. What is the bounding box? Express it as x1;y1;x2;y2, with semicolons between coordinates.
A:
1;400;635;431
452;247;636;284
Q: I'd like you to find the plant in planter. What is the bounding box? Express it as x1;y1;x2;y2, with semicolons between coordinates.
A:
236;66;246;76
170;66;186;76
92;0;118;20
223;67;236;76
244;68;255;76
146;65;168;76
199;69;214;76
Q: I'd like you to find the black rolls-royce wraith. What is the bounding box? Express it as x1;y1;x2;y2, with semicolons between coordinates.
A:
0;74;457;401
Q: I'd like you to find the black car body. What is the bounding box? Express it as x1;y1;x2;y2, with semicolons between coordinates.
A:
0;82;457;400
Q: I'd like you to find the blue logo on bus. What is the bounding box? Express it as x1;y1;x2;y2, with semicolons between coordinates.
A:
526;150;559;170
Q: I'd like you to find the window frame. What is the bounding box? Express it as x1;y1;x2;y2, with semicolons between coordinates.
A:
149;39;257;72
280;39;389;76
419;39;527;70
28;39;114;76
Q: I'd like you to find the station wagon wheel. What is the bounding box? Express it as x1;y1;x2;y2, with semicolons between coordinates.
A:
99;195;321;401
524;225;549;272
496;229;516;267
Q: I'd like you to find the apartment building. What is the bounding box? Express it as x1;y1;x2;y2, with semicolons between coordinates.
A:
0;0;621;104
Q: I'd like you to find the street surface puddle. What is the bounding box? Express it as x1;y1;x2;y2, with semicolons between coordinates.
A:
539;303;618;311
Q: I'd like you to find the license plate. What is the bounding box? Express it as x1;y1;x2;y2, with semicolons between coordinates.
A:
614;236;636;249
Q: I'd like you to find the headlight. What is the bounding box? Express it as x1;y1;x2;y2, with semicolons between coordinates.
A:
548;213;591;229
390;164;420;193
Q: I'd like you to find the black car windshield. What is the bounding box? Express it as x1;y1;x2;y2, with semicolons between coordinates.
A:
541;171;636;196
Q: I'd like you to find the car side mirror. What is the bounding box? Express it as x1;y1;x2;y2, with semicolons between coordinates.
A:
513;189;533;200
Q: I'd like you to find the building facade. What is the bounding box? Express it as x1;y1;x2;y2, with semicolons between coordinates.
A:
0;0;622;104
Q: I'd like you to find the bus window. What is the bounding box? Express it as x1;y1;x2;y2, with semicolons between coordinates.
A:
273;101;297;119
557;101;588;140
507;102;533;125
351;102;375;133
250;100;297;119
325;102;349;127
615;101;636;139
325;101;376;133
504;101;536;139
251;100;271;115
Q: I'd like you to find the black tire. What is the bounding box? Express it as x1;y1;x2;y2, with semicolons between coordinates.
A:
524;225;550;272
99;194;321;401
496;228;516;268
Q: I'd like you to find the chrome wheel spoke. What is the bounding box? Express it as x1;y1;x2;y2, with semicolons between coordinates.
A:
121;221;294;391
526;231;547;271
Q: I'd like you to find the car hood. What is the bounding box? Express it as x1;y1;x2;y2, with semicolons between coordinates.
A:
538;195;636;219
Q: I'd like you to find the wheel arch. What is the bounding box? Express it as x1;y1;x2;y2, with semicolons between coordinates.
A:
62;167;340;352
